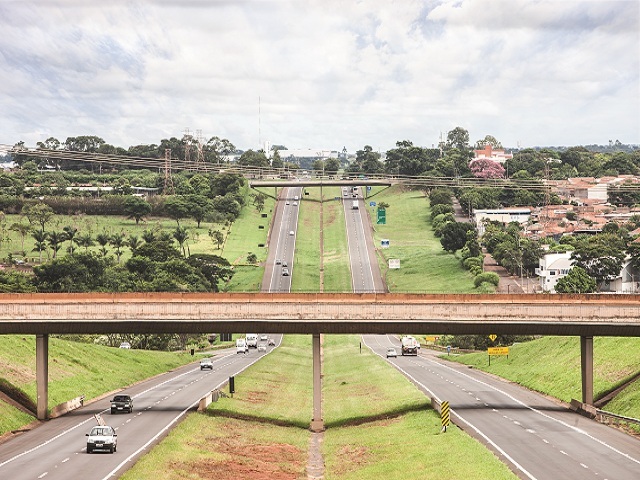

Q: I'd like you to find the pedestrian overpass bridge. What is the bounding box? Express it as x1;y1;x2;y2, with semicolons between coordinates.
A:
2;292;639;420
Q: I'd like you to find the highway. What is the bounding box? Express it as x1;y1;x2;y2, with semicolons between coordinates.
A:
262;186;302;292
364;334;640;479
0;340;281;480
342;186;385;293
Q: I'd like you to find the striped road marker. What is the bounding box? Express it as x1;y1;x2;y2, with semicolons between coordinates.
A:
441;401;450;432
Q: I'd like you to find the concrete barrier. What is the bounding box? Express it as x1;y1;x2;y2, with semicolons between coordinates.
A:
197;389;223;411
50;395;85;418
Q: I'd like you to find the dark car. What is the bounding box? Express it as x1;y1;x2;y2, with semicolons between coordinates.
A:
110;394;133;414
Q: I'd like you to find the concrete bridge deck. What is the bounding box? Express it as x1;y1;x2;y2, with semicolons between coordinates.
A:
1;293;639;336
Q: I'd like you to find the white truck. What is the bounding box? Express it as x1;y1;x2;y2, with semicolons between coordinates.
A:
401;336;419;356
352;200;359;210
246;333;258;348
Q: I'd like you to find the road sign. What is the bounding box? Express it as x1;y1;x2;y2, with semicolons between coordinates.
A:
370;201;376;207
377;209;386;224
441;401;450;431
488;347;509;356
381;239;390;248
388;259;400;269
367;186;371;191
489;334;497;342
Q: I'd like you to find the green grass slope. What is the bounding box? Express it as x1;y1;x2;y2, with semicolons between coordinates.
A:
0;335;194;436
365;186;476;293
450;336;640;419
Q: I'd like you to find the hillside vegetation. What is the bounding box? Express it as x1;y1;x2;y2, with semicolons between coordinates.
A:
450;336;640;419
0;335;194;437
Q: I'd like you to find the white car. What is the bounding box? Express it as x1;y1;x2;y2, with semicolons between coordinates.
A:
200;358;213;370
386;347;398;358
293;201;298;206
258;343;267;352
289;230;294;236
260;334;268;341
86;425;117;454
119;342;131;349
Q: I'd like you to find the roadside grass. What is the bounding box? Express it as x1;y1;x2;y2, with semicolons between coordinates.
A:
448;336;640;418
0;401;34;434
292;190;322;292
364;186;476;293
322;190;353;292
121;334;517;480
0;335;194;436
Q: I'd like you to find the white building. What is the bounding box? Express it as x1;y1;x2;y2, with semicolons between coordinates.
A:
474;208;532;235
535;251;573;293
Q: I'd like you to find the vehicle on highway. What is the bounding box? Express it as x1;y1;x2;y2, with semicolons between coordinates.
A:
268;337;275;346
386;347;398;358
282;267;290;276
282;261;288;268
111;394;133;414
86;425;117;454
293;201;298;206
246;333;258;348
401;336;419;356
275;258;281;265
294;195;299;200
119;342;131;349
236;338;248;354
200;358;213;370
258;343;267;352
285;201;290;205
260;334;268;341
289;230;294;236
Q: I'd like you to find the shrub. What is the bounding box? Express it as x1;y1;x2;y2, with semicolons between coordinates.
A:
476;281;496;293
463;256;482;270
474;272;500;288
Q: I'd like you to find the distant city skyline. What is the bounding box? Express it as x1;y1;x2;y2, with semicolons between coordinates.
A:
0;1;638;153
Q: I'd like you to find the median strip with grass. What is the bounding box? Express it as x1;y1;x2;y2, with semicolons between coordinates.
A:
120;335;517;480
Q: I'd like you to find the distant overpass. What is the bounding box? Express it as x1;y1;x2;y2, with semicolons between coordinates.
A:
249;179;393;188
1;292;639;336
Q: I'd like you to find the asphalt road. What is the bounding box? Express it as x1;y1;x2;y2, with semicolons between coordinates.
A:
263;186;302;292
342;186;385;293
364;334;640;480
0;339;282;480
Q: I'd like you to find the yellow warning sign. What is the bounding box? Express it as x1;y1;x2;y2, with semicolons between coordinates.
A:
489;334;497;342
488;347;509;356
441;401;450;430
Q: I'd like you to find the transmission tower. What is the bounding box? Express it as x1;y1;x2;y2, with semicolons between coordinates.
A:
196;129;205;165
164;148;174;195
542;159;551;226
183;127;192;164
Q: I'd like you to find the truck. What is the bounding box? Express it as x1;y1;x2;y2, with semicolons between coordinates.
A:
401;336;419;356
246;333;258;348
352;200;359;210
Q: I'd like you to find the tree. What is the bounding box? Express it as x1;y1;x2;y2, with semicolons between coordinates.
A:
22;203;54;232
206;136;236;164
95;232;111;257
127;234;143;254
555;266;597;293
31;229;48;262
186;254;233;292
570;234;627;286
469;159;505;179
445;127;470;151
474;135;502;149
428;188;453;207
9;222;30;255
173;226;190;257
252;192;266;213
33;252;112;292
209;229;224;249
75;232;94;252
163;196;190;225
238;149;269;168
324;157;340;176
246;252;257;264
47;230;68;258
110;232;127;263
123;196;152;225
210;173;245;198
185;194;211;227
384;141;439;176
440;222;475;253
63;226;78;255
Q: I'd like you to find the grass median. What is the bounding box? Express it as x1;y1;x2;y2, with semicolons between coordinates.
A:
121;335;517;480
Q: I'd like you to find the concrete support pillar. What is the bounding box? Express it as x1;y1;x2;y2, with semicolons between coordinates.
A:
580;335;594;405
36;333;49;420
310;333;324;432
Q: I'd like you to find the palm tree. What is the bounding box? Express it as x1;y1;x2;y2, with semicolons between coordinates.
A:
63;226;78;254
75;232;94;252
209;229;224;249
173;226;190;257
31;230;48;262
110;232;126;263
141;229;157;243
9;222;30;256
127;234;142;255
47;231;68;258
95;232;111;257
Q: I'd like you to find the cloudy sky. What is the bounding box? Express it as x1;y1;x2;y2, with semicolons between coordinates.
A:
0;0;638;153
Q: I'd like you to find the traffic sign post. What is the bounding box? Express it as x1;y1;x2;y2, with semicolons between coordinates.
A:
441;401;450;432
377;209;386;224
488;346;509;366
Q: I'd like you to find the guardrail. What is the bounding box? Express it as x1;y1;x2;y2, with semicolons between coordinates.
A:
596;409;640;428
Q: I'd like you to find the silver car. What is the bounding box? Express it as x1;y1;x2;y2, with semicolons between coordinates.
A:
86;425;117;454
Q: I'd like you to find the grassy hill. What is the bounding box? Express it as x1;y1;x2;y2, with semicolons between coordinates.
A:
0;335;194;437
449;336;640;419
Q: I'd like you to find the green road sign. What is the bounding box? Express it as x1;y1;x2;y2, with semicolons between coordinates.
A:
377;209;386;224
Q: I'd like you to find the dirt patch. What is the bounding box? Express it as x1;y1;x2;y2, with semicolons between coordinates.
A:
177;430;305;480
0;359;36;384
334;444;370;474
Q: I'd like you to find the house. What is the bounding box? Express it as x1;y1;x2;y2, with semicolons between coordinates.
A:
474;208;532;235
535;251;573;293
472;144;513;163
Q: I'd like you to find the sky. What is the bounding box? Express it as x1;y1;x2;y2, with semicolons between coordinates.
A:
0;0;638;154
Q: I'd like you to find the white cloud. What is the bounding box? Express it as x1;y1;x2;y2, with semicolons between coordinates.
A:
0;0;637;152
